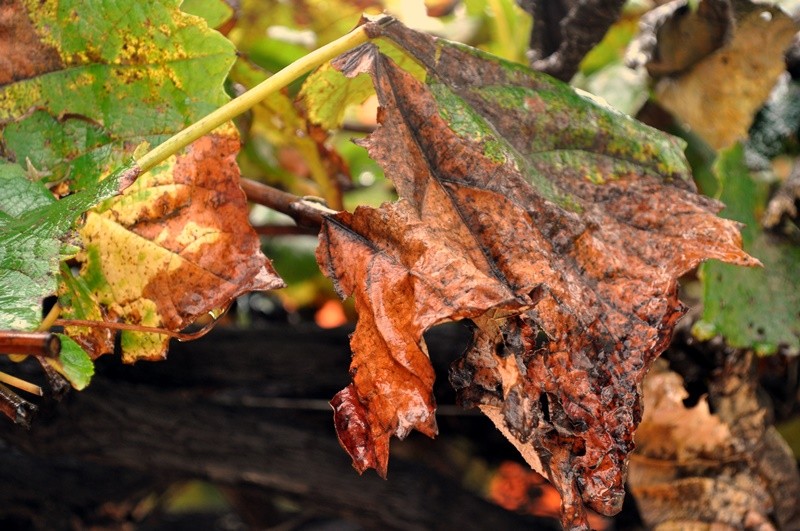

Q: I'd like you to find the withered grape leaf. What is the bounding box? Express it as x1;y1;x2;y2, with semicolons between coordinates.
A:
654;6;798;149
62;128;284;363
314;19;757;530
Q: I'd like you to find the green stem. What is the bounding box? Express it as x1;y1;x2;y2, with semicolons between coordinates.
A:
135;15;391;174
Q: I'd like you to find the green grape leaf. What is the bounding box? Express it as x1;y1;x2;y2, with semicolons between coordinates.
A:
181;0;235;30
1;0;235;186
0;0;236;330
694;144;800;355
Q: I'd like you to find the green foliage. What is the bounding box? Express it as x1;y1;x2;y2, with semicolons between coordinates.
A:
2;0;234;181
301;38;426;130
181;0;235;29
694;144;800;355
0;161;135;330
55;333;95;390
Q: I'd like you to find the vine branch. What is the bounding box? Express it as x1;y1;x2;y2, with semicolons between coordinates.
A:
240;178;336;230
519;0;626;81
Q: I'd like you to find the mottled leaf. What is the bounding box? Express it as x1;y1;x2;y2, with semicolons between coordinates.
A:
0;0;237;332
1;0;283;359
301;38;425;130
1;0;235;184
314;19;756;529
64;129;284;362
693;144;800;355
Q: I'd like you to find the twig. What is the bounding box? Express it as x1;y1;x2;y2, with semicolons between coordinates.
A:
56;304;230;343
253;225;319;236
0;371;43;396
0;383;36;427
240;178;337;230
0;332;61;358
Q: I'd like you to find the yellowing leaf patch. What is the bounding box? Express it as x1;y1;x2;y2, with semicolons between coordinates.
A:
63;128;284;362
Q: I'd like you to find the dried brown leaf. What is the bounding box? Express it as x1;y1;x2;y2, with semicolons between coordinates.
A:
316;18;756;529
655;6;798;149
629;360;800;529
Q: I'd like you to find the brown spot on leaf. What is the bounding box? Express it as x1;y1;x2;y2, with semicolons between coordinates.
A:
0;1;63;86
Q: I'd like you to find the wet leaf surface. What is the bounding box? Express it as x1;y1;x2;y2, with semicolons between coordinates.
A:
314;19;756;529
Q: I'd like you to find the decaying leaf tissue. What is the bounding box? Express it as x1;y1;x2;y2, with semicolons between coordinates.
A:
316;19;757;530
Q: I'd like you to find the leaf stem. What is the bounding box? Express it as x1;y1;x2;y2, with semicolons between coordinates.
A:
135;15;393;174
0;371;43;396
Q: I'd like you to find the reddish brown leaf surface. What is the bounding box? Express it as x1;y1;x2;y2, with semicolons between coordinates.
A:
315;19;757;529
0;0;62;85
